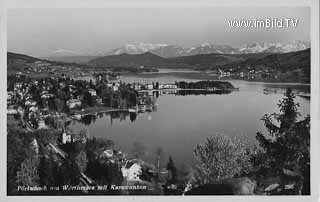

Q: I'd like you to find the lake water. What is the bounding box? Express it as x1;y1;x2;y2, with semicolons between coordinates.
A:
70;71;310;168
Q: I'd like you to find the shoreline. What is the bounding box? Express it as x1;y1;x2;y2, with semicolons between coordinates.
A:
121;71;311;85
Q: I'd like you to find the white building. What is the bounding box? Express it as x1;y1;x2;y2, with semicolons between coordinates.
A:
62;132;72;144
88;89;97;96
7;106;18;115
41;93;54;99
113;83;120;91
162;84;177;89
25;100;37;106
66;99;82;109
121;160;142;181
147;84;153;90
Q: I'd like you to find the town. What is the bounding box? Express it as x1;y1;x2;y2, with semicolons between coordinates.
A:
7;69;240;195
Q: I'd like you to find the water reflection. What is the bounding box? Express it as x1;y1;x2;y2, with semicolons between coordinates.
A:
72;89;234;125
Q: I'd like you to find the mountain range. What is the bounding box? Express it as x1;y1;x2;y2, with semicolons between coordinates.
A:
8;48;311;82
106;41;310;57
42;40;310;64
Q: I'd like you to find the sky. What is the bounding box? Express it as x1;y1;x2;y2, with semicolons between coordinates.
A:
7;7;310;57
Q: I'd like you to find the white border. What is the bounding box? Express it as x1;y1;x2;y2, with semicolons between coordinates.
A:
0;1;319;202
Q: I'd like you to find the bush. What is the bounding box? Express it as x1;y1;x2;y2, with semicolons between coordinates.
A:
193;134;251;185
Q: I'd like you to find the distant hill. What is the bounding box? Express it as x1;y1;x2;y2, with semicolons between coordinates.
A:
42;56;98;64
88;49;310;72
7;52;90;71
234;48;310;72
7;52;45;63
89;52;168;68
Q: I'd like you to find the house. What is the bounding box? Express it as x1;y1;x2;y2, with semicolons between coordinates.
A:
133;83;142;91
121;160;142;181
88;89;97;96
14;82;23;90
7;106;17;115
147;84;153;90
66;99;82;109
29;106;39;112
113;83;120;91
7;91;15;104
25;99;37;106
62;132;72;144
240;72;245;78
103;149;114;158
162;84;178;89
41;93;54;99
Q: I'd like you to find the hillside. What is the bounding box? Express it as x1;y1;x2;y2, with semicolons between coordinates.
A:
42;55;98;64
89;52;168;68
7;52;44;63
88;49;310;72
237;48;310;71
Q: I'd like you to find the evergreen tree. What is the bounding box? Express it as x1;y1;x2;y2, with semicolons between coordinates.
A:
256;88;310;194
16;156;40;186
166;156;178;184
38;155;55;186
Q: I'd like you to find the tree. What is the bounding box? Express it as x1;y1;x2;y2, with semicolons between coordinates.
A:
76;151;88;173
38;154;56;186
193;134;251;185
16;156;40;186
82;91;93;107
155;147;164;177
255;88;310;194
166;156;178;184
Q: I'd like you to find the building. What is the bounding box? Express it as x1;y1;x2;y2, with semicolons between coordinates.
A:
102;149;114;158
7;106;18;115
14;82;23;91
62;132;72;144
41;93;54;99
121;160;142;181
25;99;37;106
66;99;82;109
161;84;178;89
113;83;120;91
133;83;142;91
88;89;97;96
147;84;153;90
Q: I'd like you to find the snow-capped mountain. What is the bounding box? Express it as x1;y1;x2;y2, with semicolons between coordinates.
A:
106;41;310;57
239;40;310;54
50;49;83;57
109;42;172;55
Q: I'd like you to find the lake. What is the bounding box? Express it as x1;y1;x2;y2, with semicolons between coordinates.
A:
70;71;310;168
